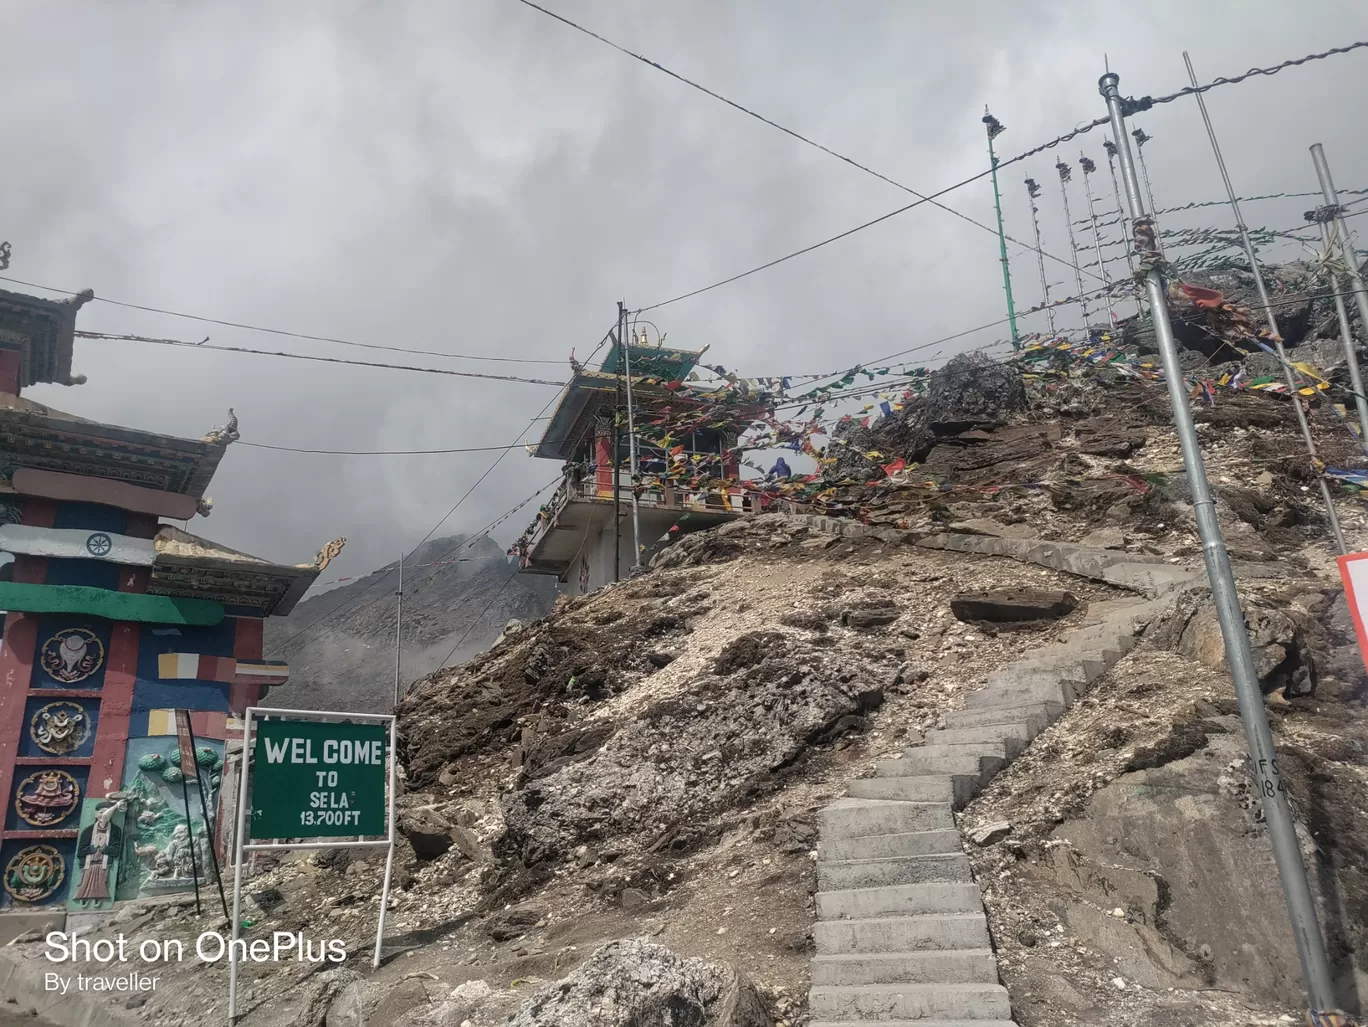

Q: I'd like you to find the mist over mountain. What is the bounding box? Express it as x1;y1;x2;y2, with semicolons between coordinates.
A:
263;534;557;713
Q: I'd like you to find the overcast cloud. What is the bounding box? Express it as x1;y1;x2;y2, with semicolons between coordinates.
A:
3;0;1368;583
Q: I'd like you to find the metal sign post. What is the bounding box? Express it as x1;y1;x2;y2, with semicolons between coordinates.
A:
174;711;203;916
227;707;398;1023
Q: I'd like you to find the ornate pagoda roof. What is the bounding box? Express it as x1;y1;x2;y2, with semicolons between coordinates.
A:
532;342;732;462
0;286;94;389
147;527;345;617
0;394;236;499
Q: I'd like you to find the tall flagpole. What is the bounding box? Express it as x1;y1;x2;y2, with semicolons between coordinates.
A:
1078;155;1115;328
1025;178;1055;336
1055;160;1092;332
983;109;1019;347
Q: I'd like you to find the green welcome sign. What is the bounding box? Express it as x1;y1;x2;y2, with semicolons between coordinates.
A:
249;719;388;840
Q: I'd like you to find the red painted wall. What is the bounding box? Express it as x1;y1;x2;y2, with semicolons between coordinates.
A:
0;614;39;833
231;617;265;713
0;351;21;396
88;622;138;797
595;433;613;495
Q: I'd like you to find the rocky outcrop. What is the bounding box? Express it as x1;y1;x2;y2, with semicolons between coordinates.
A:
506;939;772;1027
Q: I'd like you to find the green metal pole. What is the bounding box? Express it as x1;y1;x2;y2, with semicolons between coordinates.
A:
983;109;1019;347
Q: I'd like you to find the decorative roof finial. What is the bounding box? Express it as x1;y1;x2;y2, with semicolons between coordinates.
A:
314;537;346;572
202;409;239;446
196;497;214;518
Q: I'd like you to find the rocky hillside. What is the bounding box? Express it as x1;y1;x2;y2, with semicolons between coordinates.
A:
262;534;556;713
13;267;1368;1027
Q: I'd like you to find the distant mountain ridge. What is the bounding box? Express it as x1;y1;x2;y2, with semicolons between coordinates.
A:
262;534;557;713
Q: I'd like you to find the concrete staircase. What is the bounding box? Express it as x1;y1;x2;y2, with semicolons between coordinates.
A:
808;594;1172;1026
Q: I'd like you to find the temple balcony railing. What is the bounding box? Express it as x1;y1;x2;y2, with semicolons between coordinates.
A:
518;471;802;570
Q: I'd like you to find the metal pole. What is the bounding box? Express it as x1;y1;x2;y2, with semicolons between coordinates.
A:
619;301;643;570
372;714;398;968
1181;51;1346;555
393;553;403;706
1316;217;1368;449
1101;69;1337;1016
1056;160;1092;332
1079;155;1115;328
184;717;229;919
1025;178;1056;335
983;110;1019;346
613;336;622;584
178;770;203;916
228;709;254;1023
1310;144;1368;351
1131;127;1161;249
1104;139;1146;320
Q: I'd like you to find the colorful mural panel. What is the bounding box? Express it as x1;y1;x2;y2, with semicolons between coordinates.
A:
66;798;127;911
5;765;89;833
31;618;112;689
111;737;223;902
13;769;81;828
21;697;98;758
2;841;68;906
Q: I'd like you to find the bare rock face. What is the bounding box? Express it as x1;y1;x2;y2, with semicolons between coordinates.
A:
497;655;882;868
1158;589;1317;696
506;939;773;1027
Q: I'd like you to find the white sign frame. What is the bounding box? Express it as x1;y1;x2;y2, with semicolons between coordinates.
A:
227;706;398;1023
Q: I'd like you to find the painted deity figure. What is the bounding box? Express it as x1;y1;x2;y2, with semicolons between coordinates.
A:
149;824;197;881
72;800;126;905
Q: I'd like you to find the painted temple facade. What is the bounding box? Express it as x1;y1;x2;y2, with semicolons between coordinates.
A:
515;337;768;594
0;287;341;926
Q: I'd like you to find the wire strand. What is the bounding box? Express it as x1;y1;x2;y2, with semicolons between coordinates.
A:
513;0;1095;283
0;275;565;365
73;331;568;386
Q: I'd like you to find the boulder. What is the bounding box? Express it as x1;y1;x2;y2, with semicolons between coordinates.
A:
505;939;772;1027
951;589;1078;623
841;606;899;629
397;807;453;860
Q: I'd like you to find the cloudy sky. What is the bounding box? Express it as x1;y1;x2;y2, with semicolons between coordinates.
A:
4;0;1368;582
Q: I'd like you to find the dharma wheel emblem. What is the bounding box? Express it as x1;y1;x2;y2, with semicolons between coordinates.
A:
85;533;113;556
3;845;65;903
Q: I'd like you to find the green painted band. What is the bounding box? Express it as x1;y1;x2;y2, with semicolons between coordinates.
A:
0;582;224;626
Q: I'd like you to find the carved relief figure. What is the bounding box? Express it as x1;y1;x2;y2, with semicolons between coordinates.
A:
39;627;105;684
4;845;65;904
14;770;80;827
71;800;126;906
31;701;90;755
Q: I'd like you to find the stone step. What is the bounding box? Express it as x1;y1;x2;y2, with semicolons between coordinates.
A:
923;726;1031;758
819;828;962;863
984;665;1083;691
809;982;1012;1021
875;753;1005;783
815;911;990;955
818;852;973;891
819;800;955;839
898;741;1010;761
811;1021;1019;1027
811;948;1000;986
963;680;1072;711
847;775;960;804
943;702;1060;732
816;882;984;920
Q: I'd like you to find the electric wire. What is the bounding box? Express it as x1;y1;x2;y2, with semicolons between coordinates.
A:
72;331;568;386
513;0;1095;283
0;274;565;365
